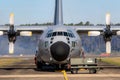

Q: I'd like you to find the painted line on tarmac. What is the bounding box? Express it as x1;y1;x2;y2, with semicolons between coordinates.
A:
0;75;63;78
61;70;69;80
68;74;120;77
0;74;120;78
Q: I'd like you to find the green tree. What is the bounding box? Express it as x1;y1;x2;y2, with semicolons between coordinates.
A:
68;23;74;26
85;21;90;26
75;21;83;26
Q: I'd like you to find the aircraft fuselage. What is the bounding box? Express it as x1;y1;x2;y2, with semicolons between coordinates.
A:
35;26;83;64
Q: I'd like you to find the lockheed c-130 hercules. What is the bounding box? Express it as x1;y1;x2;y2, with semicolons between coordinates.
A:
0;0;120;69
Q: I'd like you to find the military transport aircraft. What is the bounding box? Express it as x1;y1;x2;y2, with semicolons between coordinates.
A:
0;0;120;69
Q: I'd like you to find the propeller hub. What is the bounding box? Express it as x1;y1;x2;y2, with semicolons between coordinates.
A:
103;28;113;41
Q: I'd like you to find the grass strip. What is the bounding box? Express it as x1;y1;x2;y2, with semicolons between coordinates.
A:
101;57;120;66
0;58;23;67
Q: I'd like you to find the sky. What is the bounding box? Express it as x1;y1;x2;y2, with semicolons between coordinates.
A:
0;0;120;25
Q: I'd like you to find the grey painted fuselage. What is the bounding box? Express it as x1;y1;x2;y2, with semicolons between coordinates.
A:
36;26;82;64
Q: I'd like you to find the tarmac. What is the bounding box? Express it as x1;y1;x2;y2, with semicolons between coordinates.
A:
0;56;119;80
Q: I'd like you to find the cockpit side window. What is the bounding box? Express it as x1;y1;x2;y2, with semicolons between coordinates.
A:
67;30;75;38
63;32;68;36
46;30;53;38
68;33;75;38
47;33;52;37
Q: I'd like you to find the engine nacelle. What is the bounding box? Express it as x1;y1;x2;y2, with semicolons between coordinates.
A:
20;31;32;36
0;31;4;36
88;31;100;36
116;31;120;35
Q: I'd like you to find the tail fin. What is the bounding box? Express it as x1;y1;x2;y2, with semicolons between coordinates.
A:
54;0;63;25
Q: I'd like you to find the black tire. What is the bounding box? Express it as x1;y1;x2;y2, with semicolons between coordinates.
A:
36;61;43;70
71;69;78;74
89;69;97;74
71;70;74;74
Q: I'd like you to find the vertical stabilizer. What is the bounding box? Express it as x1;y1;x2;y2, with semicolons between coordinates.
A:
54;0;63;25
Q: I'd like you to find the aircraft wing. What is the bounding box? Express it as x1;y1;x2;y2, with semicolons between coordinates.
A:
0;13;50;54
75;13;120;36
74;26;120;34
74;25;120;54
0;26;47;35
15;26;48;34
0;26;9;31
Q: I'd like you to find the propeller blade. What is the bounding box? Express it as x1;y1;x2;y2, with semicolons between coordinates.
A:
10;13;14;26
88;31;100;36
106;13;111;26
9;42;14;54
106;41;111;54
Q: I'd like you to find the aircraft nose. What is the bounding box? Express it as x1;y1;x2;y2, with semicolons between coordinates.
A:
50;42;70;62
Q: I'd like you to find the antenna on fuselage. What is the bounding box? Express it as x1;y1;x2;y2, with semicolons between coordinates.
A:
54;0;63;26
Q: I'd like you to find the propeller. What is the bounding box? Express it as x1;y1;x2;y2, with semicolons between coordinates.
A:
88;13;113;54
8;13;16;54
103;13;112;54
7;13;32;54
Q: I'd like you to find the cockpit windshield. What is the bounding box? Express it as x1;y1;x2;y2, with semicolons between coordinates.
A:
46;31;75;38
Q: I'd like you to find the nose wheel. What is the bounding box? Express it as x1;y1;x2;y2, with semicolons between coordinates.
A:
34;57;44;70
55;64;70;70
36;61;44;70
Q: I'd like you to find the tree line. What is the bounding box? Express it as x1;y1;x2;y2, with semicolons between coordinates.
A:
19;21;94;26
3;21;120;26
